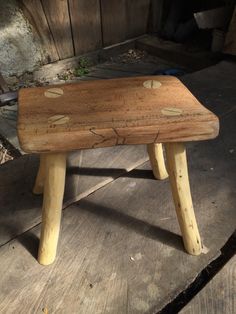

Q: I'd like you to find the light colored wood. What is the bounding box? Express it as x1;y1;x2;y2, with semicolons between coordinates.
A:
147;143;168;180
18;76;219;153
38;153;67;265
165;142;202;255
127;0;151;38
33;155;46;195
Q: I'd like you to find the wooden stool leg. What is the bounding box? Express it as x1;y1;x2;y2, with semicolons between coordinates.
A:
38;153;67;265
165;143;202;255
33;154;47;195
147;143;168;180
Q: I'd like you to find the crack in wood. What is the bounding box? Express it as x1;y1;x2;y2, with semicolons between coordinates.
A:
89;128;105;139
112;127;125;145
154;131;160;143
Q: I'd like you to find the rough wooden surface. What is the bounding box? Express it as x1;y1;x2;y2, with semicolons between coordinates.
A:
69;0;102;55
96;60;170;75
1;56;170;152
0;145;148;246
0;111;235;313
2;59;138;152
181;255;236;314
32;39;136;82
127;0;151;38
20;0;150;61
87;67;139;79
18;76;219;153
41;0;74;59
100;0;127;46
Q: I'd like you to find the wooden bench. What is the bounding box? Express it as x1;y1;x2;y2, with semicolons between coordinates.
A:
17;76;219;265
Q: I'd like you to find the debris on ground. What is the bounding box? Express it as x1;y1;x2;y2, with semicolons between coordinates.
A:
3;49;169;90
5;72;49;91
111;49;147;64
0;142;13;164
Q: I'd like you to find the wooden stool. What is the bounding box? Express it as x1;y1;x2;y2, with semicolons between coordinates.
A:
17;76;219;265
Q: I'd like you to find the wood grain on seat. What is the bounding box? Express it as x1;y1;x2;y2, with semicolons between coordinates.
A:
17;76;219;153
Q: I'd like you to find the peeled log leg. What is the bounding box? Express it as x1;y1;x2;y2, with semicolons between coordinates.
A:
33;154;47;195
165;143;202;255
147;143;168;180
38;153;67;265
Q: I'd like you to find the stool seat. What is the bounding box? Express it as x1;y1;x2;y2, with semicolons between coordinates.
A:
18;76;219;153
16;75;220;265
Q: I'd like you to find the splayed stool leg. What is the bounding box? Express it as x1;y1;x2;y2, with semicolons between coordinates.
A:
147;143;168;180
38;153;67;265
165;142;202;255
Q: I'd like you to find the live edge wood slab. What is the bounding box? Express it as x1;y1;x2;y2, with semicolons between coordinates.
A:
18;76;219;153
17;76;219;265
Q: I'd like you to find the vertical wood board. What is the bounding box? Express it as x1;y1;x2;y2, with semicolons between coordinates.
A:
127;0;151;38
69;0;102;55
41;0;74;59
100;0;127;46
149;0;164;33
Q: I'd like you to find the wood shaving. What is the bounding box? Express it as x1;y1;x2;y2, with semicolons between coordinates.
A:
0;143;13;164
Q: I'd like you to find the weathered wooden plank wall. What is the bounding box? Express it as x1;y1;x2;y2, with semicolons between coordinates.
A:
127;0;151;38
100;0;127;46
41;0;74;59
21;0;59;63
20;0;151;63
69;0;103;55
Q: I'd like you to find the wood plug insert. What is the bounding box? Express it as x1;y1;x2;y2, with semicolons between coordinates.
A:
143;80;162;89
44;88;64;98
